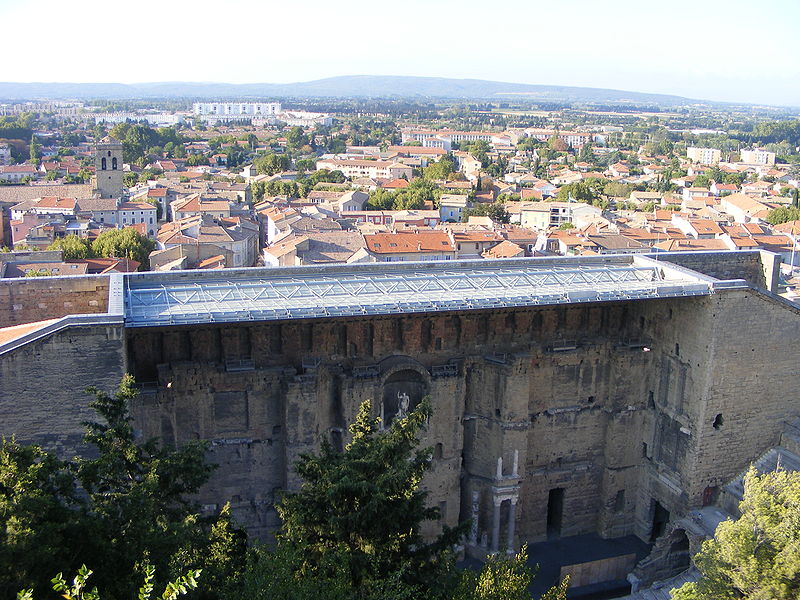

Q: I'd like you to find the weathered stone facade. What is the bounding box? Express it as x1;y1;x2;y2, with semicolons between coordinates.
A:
0;254;798;564
0;275;109;327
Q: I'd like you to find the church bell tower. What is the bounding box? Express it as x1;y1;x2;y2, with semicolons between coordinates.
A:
94;136;124;199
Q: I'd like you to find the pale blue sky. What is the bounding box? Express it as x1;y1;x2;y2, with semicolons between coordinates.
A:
1;0;798;105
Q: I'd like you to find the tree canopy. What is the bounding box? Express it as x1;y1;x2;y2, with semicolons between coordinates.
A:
672;467;800;600
277;399;465;597
47;234;92;260
462;201;510;224
366;178;441;211
0;376;245;599
91;228;155;267
766;206;800;226
253;153;290;176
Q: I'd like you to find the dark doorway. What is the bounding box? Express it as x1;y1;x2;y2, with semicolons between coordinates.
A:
547;488;564;539
650;500;670;542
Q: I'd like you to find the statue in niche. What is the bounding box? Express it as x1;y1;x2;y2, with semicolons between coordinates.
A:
382;368;428;428
396;391;410;419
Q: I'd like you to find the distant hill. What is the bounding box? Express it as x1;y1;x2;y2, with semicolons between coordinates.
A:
0;75;708;106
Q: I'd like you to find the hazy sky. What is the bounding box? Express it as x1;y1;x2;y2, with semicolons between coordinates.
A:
2;0;798;106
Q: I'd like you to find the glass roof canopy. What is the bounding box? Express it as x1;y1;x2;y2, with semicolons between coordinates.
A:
123;256;716;328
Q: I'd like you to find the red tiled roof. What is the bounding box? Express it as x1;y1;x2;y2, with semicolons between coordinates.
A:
364;231;455;254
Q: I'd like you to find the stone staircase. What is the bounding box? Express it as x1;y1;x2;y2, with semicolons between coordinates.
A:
720;420;800;515
622;418;800;599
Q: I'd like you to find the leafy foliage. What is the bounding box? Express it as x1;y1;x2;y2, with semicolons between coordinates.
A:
0;441;84;598
47;234;92;260
454;547;534;600
0;376;245;599
91;228;155;267
108;123;184;166
462;201;510;224
253;153;290;176
366;178;441;210
423;156;457;181
16;563;200;600
766;206;800;226
672;467;800;600
276;399;466;598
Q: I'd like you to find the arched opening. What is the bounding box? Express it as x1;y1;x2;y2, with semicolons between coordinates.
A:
101;157;107;170
667;529;691;573
112;157;118;170
382;368;428;428
713;414;723;429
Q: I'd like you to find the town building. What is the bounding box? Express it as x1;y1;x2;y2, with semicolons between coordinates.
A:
315;158;413;181
193;102;281;120
740;148;776;166
686;147;722;165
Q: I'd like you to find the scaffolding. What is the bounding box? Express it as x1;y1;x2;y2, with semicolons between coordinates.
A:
124;260;714;328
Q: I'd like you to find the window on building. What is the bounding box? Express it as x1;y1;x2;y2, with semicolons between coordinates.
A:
112;157;117;170
101;157;107;170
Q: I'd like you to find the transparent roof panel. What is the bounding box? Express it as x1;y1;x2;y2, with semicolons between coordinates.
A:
123;256;714;327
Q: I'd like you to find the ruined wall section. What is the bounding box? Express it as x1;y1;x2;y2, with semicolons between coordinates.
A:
130;361;292;539
0;275;110;327
0;324;125;455
625;296;719;541
118;291;800;545
684;290;800;502
653;250;778;291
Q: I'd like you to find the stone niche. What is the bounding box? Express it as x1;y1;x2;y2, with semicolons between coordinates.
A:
380;359;431;427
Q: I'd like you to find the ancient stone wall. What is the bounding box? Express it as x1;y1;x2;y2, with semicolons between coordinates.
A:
1;284;797;554
0;323;126;455
0;275;110;327
651;250;779;291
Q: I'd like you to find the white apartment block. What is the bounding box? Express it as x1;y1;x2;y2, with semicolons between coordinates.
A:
523;128;593;148
315;158;413;180
686;147;721;165
275;111;333;127
93;112;186;126
0;143;11;166
401;129;507;146
193;102;281;119
740;148;776;166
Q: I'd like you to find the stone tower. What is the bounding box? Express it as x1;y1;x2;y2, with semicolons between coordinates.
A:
94;136;124;199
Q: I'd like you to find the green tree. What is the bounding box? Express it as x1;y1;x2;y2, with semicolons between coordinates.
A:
17;563;200;600
186;154;209;167
672;467;800;600
285;127;309;150
453;547;568;600
29;135;41;165
48;235;92;260
693;174;710;188
423;156;457;181
254;153;290;176
558;222;575;230
0;441;85;598
1;375;245;600
91;228;155;268
74;376;247;599
276;399;466;598
766;206;800;226
556;180;604;205
462;201;510;224
603;181;633;199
